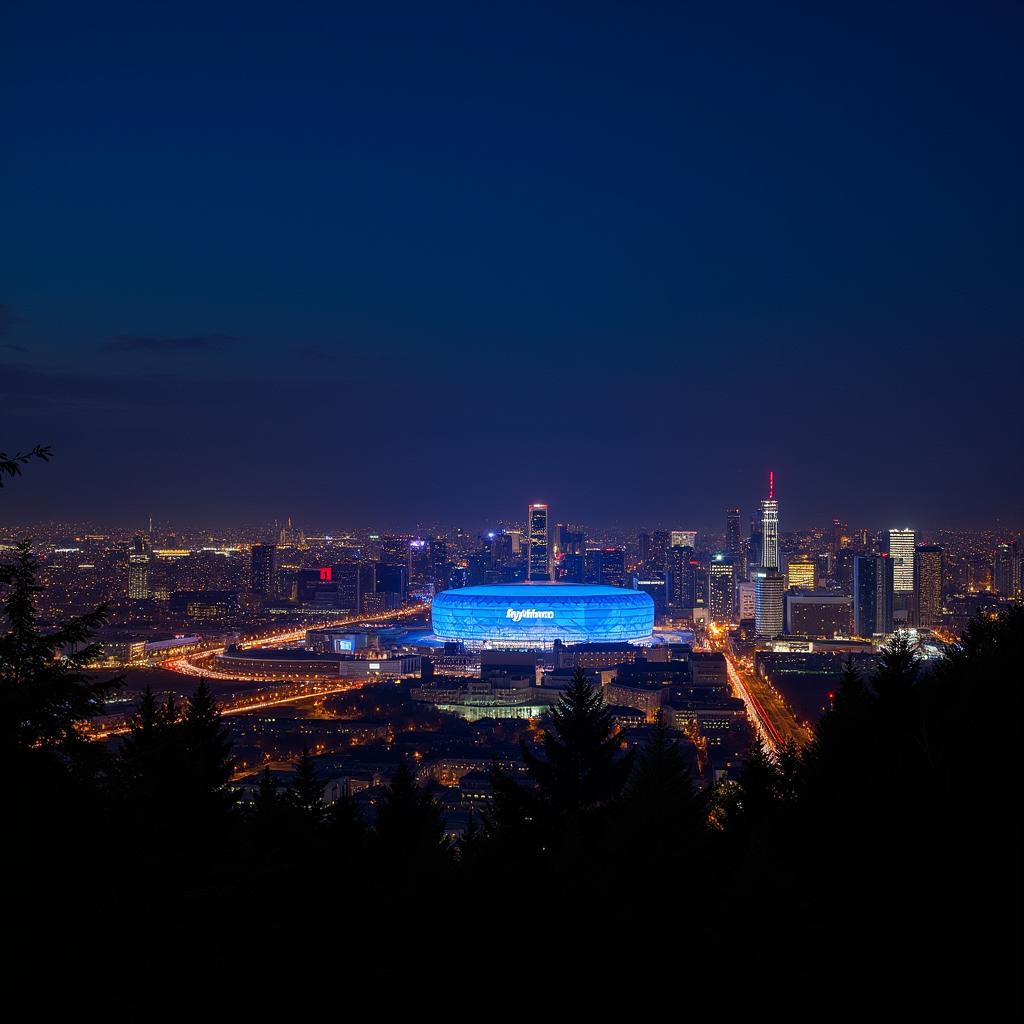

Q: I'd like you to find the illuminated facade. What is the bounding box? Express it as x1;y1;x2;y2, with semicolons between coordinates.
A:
709;554;735;622
760;472;779;571
431;582;654;649
786;555;817;590
915;544;943;626
887;528;916;593
528;503;549;581
754;570;784;638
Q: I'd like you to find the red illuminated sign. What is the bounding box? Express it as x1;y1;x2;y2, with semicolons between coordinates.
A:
319;567;332;582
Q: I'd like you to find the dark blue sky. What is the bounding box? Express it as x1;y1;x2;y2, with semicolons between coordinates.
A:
2;2;1021;531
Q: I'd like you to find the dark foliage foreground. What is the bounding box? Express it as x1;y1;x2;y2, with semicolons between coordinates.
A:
3;542;1020;1018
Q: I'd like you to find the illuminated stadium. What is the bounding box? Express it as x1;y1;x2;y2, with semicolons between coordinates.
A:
431;582;655;650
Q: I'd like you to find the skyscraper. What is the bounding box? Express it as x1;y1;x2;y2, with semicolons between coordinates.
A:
915;545;943;626
760;471;779;571
638;532;651;565
725;508;742;556
886;529;917;594
709;554;735;623
250;543;278;598
754;570;784;638
528;503;549;581
993;541;1017;597
853;555;894;637
128;535;149;601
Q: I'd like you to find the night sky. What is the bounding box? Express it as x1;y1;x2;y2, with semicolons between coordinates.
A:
2;2;1021;531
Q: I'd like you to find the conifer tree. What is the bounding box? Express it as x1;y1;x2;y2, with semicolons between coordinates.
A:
490;668;633;856
288;746;325;826
0;540;119;757
374;758;450;866
178;679;235;828
619;711;706;857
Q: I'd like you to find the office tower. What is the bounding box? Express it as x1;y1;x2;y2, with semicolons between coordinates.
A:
760;471;779;571
528;503;550;581
916;545;943;626
725;508;742;556
786;554;817;591
993;542;1017;597
886;529;916;593
650;530;670;570
583;547;626;587
671;530;697;550
754;570;784;638
250;543;278;598
886;528;916;622
128;541;150;601
853;555;894;637
709;554;735;623
785;593;852;637
638;532;651;565
669;545;696;609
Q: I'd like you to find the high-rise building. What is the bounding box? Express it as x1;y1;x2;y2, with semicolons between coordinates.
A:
754;570;784;638
760;472;779;571
886;529;916;593
650;530;670;571
993;542;1017;597
709;554;735;623
915;545;943;626
669;546;696;610
786;554;817;591
725;508;742;556
853;555;894;637
527;503;550;581
638;532;651;565
250;544;278;598
128;553;150;601
584;547;626;587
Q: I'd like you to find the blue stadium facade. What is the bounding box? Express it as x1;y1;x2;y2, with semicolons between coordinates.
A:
431;582;655;649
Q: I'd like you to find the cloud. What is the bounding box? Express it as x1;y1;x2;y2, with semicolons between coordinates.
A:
100;333;237;353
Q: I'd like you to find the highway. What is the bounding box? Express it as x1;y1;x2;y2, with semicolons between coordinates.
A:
87;604;429;740
160;603;427;677
702;623;813;753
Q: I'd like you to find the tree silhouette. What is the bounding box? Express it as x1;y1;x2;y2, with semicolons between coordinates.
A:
490;668;633;858
176;679;235;832
288;746;325;826
619;711;706;858
374;758;450;867
0;540;120;757
0;444;51;487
